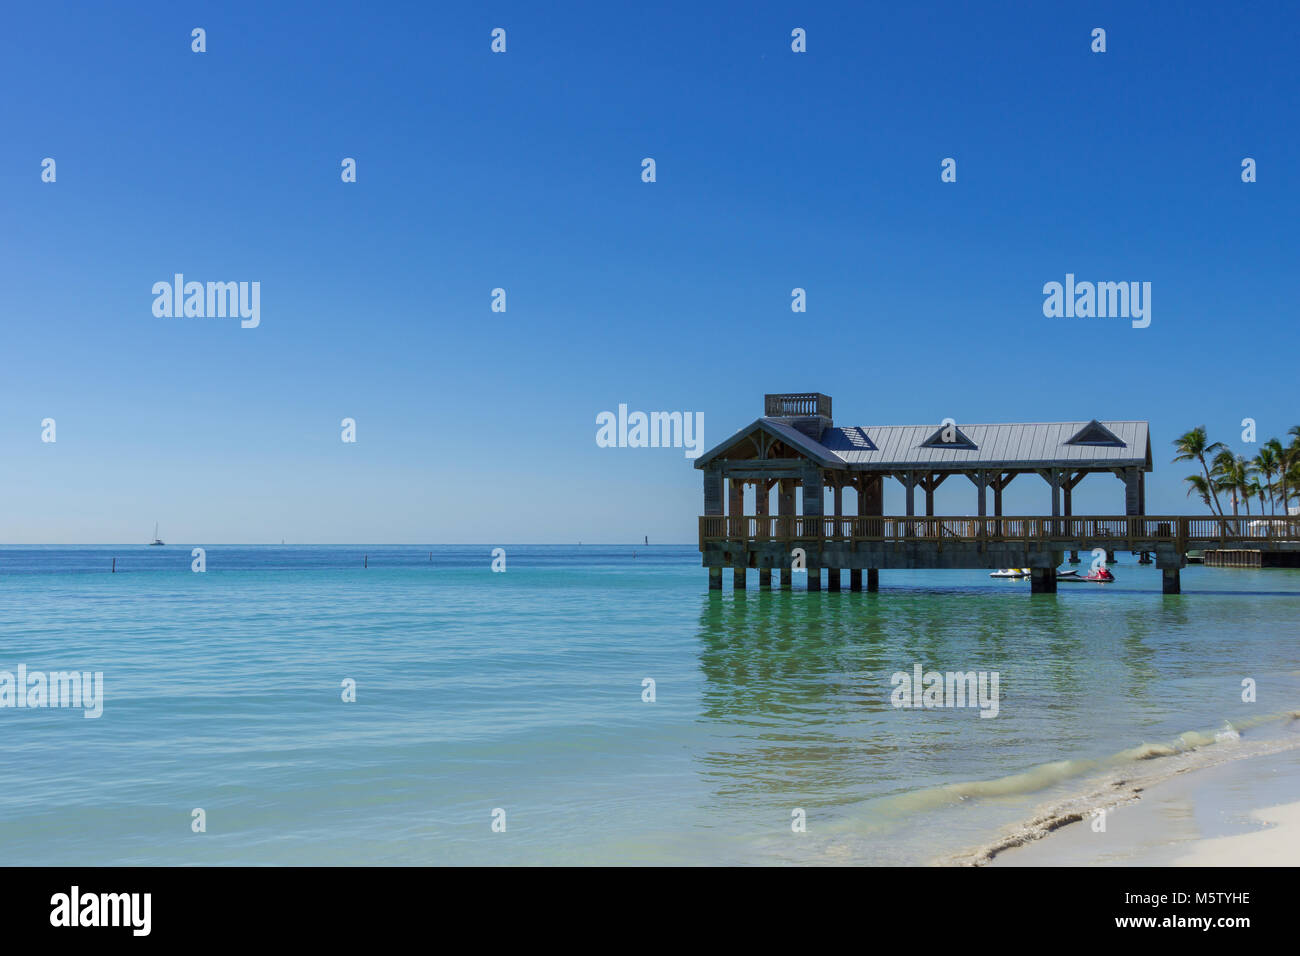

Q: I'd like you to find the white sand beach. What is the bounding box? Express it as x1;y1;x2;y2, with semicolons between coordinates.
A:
983;737;1300;866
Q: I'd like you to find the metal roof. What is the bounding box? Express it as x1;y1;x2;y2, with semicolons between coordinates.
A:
696;419;1152;471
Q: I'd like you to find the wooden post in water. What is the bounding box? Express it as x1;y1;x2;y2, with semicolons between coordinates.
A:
1063;470;1084;563
364;554;368;568
1030;567;1057;593
863;474;883;592
849;476;865;591
729;478;746;590
802;468;823;591
778;478;794;590
828;481;842;591
756;478;772;589
112;558;115;573
704;465;723;590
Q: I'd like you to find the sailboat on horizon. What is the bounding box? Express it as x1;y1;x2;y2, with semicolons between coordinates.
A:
149;523;165;546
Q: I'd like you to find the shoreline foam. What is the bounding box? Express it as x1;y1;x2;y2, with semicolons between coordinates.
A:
940;711;1300;866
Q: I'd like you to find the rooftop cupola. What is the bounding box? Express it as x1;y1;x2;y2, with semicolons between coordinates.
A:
764;392;832;440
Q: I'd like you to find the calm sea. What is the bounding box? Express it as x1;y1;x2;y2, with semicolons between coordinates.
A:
1;545;1298;865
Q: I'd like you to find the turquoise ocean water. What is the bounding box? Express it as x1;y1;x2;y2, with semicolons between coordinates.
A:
1;545;1298;865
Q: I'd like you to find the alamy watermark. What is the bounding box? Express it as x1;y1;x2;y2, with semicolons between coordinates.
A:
1042;274;1150;328
890;663;999;718
1;664;103;718
152;274;260;328
596;404;704;458
50;886;150;936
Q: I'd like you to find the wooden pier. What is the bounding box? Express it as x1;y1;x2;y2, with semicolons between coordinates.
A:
695;393;1300;594
1205;549;1262;568
1204;548;1300;569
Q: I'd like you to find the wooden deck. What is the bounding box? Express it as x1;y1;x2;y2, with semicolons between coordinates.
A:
699;515;1300;593
699;514;1300;552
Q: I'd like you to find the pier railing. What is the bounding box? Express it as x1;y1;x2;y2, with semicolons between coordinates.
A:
700;515;1300;551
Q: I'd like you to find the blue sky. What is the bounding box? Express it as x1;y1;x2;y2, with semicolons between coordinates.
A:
2;1;1296;543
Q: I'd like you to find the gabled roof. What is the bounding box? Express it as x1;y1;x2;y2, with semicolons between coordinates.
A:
1065;419;1126;446
693;417;845;469
696;418;1152;471
918;424;978;450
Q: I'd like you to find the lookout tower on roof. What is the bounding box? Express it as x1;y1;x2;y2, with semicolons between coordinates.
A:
763;392;832;440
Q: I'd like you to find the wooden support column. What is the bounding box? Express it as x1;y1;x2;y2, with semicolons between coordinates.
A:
863;474;883;515
1138;470;1151;564
1042;468;1061;536
704;466;723;590
899;470;916;538
1063;470;1085;564
1123;467;1141;516
756;478;772;588
778;478;795;590
918;472;947;517
828;480;843;591
992;471;1015;535
970;470;988;550
866;473;883;592
1031;567;1057;593
803;468;823;591
849;475;865;592
704;466;723;517
1065;480;1077;562
1162;567;1181;594
1120;467;1143;565
729;478;746;589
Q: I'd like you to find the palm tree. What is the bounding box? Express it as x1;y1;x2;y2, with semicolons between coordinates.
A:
1265;438;1288;514
1173;427;1226;515
1286;456;1300;516
1253;446;1279;514
1184;474;1214;511
1235;456;1258;517
1287;426;1300;513
1250;477;1268;516
1212;450;1241;516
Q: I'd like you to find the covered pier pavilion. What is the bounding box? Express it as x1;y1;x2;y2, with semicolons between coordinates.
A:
696;392;1165;593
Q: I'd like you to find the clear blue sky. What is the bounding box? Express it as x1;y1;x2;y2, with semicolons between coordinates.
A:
2;1;1296;543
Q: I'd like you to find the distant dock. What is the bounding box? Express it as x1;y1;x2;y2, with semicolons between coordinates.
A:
1205;549;1300;569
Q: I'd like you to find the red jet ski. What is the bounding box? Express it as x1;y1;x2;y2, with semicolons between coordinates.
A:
1059;567;1114;582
